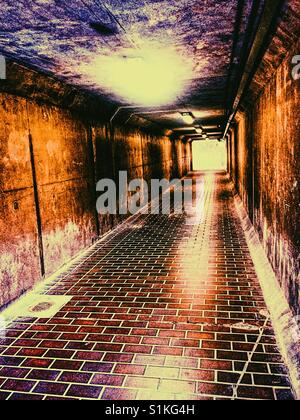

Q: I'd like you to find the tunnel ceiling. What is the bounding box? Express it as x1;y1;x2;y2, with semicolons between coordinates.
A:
0;0;257;136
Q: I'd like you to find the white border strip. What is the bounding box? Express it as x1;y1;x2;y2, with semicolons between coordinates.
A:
233;190;300;400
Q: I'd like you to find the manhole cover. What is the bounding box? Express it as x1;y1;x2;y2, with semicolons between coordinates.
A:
29;302;53;313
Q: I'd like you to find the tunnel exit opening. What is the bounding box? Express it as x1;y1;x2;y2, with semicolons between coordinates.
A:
192;140;227;171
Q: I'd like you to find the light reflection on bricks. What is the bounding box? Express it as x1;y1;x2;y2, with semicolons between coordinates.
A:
0;173;294;400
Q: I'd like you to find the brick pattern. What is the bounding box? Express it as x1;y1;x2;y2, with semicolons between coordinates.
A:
0;173;294;400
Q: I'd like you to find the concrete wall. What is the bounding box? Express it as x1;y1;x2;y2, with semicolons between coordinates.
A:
228;40;300;315
0;92;191;308
91;124;191;236
0;95;41;307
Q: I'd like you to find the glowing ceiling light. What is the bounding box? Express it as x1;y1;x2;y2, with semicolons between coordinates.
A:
80;46;193;106
181;112;194;125
195;127;203;134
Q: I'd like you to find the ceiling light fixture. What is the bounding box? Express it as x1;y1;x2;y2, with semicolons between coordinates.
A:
81;46;193;106
195;127;203;134
181;112;194;125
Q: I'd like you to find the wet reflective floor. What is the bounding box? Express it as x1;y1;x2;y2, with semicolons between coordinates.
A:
0;172;294;400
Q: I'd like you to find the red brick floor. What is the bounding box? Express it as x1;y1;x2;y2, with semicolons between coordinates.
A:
0;172;294;400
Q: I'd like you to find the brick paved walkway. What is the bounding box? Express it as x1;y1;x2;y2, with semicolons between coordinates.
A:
0;172;294;400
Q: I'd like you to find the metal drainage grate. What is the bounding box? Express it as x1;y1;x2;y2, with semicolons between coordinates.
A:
0;294;73;321
29;302;54;313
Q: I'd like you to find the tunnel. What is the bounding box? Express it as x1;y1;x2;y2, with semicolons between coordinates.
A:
0;0;299;402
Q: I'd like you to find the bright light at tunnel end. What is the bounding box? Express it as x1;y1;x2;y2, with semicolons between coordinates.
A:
80;45;193;106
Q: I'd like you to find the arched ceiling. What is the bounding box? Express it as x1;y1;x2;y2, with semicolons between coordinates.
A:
0;0;296;139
